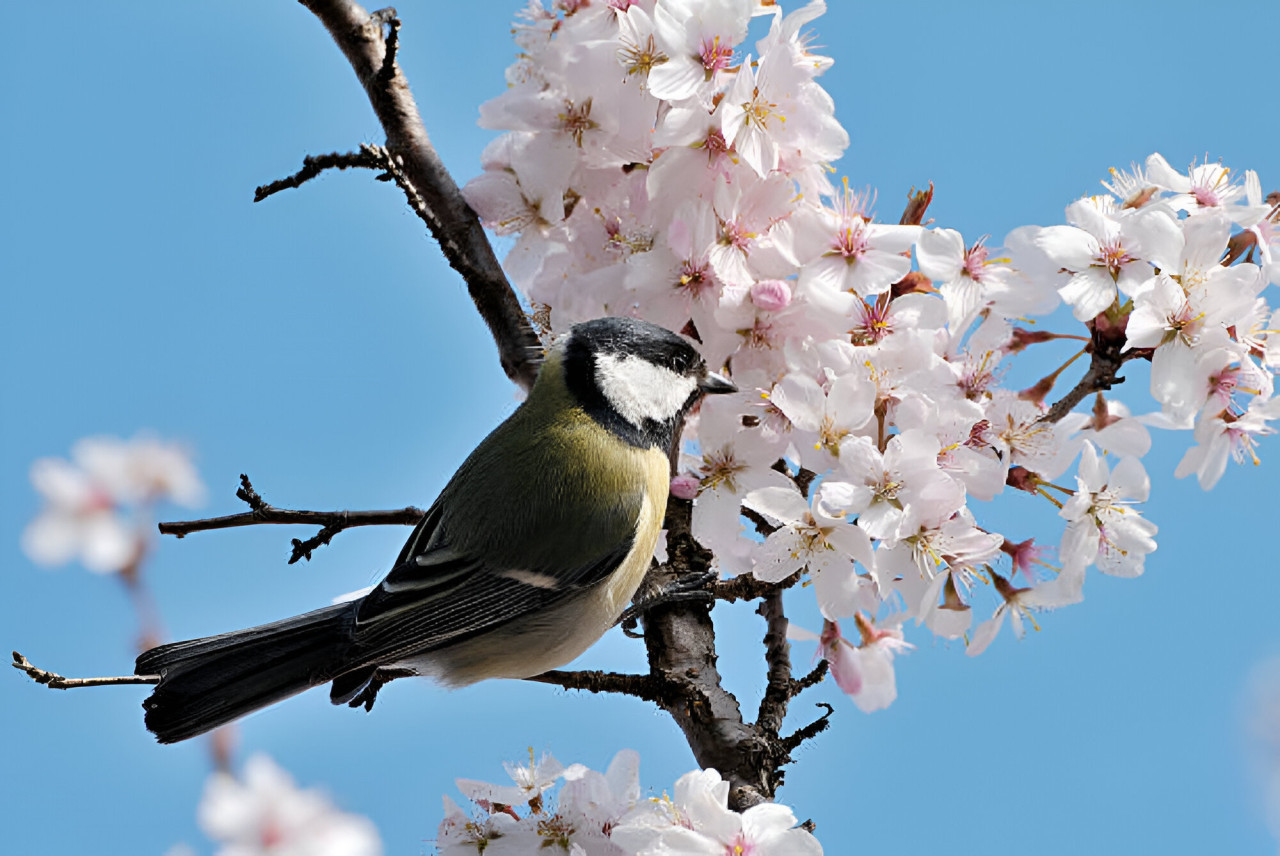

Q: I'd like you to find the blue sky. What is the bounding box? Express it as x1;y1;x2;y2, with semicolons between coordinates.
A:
3;2;1278;853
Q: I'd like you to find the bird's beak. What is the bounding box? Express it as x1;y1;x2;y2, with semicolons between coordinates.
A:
698;372;737;395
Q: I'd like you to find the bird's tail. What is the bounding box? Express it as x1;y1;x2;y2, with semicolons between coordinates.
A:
135;601;359;744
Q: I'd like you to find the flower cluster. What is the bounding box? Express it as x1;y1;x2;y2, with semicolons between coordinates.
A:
1036;154;1280;488
466;0;1279;715
437;749;821;855
22;434;205;574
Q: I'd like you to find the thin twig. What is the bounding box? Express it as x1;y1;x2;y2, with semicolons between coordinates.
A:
793;467;818;498
755;590;792;737
711;571;802;604
235;472;267;510
372;7;400;84
742;506;778;537
254;147;387;202
12;652;159;690
527;669;665;703
779;703;835;754
158;474;425;563
1040;319;1147;424
769;458;817;498
791;659;828;696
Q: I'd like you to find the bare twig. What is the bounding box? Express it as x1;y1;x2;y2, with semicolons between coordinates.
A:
297;0;542;390
791;659;828;696
527;669;665;703
12;652;159;690
742;506;778;537
371;7;400;84
769;458;818;498
712;571;802;604
1040;317;1147;424
755;590;792;737
780;703;835;754
158;474;425;563
235;472;266;510
254;147;387;202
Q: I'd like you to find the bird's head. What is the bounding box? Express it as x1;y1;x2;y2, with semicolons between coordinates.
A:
560;317;736;450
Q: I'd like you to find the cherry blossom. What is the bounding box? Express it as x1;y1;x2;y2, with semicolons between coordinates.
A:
964;569;1072;658
612;768;822;855
1174;401;1275;490
22;434;204;574
743;483;875;618
22;2;1280;851
1033;197;1177;321
646;0;755;103
199;754;380;856
917;227;1017;330
456;750;566;810
1144;152;1270;224
1059;442;1157;577
439;750;823;855
792;615;912;712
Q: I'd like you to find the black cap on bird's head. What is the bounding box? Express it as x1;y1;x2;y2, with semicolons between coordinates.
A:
562;317;736;451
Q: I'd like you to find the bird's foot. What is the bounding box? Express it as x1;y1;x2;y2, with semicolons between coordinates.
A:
617;570;718;638
331;667;416;711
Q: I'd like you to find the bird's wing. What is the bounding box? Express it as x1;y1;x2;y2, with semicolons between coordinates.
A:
349;478;644;666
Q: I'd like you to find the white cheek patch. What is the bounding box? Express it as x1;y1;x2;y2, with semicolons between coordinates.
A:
595;353;699;426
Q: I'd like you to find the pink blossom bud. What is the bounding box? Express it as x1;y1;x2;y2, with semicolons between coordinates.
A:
670;473;701;500
750;280;791;312
891;270;934;298
820;620;862;696
1005;466;1039;494
1006;327;1054;353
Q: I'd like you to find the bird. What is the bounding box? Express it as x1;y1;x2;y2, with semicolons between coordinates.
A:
134;316;736;743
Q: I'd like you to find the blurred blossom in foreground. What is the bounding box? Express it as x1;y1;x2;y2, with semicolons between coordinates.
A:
1248;658;1280;848
21;434;204;573
437;749;822;854
200;754;381;856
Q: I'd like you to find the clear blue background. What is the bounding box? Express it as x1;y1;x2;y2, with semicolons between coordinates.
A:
3;2;1278;853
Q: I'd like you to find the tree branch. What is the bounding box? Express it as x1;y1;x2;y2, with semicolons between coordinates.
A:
791;660;828;696
12;652;159;690
372;7;399;83
296;0;542;390
639;499;831;811
158;474;425;564
254;147;388;202
1040;315;1146;424
755;590;793;738
526;669;665;703
711;571;801;604
779;703;835;754
741;506;778;537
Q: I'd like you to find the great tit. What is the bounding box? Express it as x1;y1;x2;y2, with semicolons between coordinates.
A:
136;317;736;743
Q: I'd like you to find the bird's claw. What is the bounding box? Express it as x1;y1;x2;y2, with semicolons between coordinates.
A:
617;570;718;638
